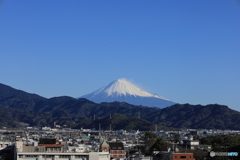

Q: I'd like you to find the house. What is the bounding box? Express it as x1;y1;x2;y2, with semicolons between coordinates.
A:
109;142;125;159
0;141;15;160
181;139;211;151
38;138;63;152
172;153;195;160
99;141;110;152
181;140;199;150
154;152;195;160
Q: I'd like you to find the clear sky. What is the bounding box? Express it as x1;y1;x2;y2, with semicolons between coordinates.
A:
1;0;240;111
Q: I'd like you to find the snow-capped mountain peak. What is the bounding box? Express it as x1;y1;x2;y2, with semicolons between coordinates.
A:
80;78;176;108
93;78;167;100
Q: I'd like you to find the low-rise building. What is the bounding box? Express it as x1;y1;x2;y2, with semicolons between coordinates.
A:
109;142;125;159
154;152;195;160
14;138;110;160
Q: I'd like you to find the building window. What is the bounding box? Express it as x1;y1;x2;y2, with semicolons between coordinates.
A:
43;155;54;158
180;156;186;159
19;155;23;158
75;155;87;159
99;155;108;158
59;155;70;158
25;155;39;158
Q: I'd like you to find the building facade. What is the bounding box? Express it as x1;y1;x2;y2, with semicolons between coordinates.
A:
108;143;125;159
172;153;195;160
14;138;110;160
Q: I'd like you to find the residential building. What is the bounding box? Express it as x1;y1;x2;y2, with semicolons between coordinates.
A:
14;138;110;160
99;141;109;152
154;152;195;160
109;142;126;159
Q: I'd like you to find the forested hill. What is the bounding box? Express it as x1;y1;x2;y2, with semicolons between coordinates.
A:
0;83;240;130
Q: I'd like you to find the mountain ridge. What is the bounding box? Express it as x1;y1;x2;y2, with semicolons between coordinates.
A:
1;82;240;130
0;83;46;100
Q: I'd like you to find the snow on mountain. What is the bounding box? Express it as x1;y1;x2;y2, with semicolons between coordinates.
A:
80;78;176;108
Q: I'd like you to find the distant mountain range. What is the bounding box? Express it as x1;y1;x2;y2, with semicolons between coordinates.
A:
80;78;175;108
1;82;240;130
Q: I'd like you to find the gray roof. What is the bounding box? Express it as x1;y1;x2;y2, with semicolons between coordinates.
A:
109;142;124;150
100;141;109;147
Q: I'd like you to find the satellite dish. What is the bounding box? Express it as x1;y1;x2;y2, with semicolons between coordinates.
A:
167;148;171;152
175;148;179;153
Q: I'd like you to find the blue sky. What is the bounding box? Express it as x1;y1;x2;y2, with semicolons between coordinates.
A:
1;0;240;111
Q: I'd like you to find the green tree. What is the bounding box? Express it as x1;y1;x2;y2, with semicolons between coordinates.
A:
150;137;167;152
193;135;200;140
200;135;240;160
143;132;158;155
200;137;211;144
174;134;180;143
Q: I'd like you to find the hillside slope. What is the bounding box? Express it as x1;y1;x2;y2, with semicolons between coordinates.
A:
0;83;240;130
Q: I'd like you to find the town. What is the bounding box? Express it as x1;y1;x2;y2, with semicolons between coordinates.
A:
0;126;240;160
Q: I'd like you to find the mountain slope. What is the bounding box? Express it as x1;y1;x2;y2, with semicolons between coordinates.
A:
0;83;46;111
33;99;240;130
1;82;240;130
1;100;240;130
74;113;178;131
81;79;175;108
0;83;45;100
153;104;240;129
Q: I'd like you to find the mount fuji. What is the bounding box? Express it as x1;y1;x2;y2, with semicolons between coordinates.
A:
80;79;176;108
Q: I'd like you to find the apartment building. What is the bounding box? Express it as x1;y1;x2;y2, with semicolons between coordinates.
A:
109;142;125;159
14;138;110;160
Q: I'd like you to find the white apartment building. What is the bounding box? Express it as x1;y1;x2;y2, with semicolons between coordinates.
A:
14;139;110;160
